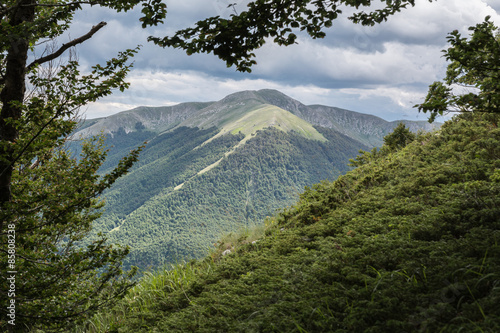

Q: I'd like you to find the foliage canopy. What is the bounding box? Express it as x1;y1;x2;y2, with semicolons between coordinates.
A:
416;17;500;122
151;0;426;72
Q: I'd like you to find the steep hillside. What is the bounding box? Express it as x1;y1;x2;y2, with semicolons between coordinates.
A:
85;112;500;333
78;89;439;270
92;126;364;269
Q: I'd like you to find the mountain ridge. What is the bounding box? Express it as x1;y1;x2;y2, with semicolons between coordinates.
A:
76;89;439;147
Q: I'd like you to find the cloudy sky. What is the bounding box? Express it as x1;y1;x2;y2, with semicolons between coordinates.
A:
66;0;500;121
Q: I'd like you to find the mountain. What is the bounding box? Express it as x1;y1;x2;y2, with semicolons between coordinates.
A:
76;101;212;137
81;112;500;333
76;89;439;269
78;89;438;147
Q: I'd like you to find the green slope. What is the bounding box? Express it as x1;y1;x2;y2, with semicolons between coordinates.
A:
208;104;327;143
91;126;240;228
95;126;364;269
176;91;267;129
89;113;499;332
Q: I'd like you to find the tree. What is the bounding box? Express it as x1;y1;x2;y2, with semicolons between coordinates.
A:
415;17;500;122
151;0;426;72
349;122;416;167
0;0;166;331
383;122;416;151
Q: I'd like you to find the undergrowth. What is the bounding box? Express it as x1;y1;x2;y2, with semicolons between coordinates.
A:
76;260;215;332
78;113;500;332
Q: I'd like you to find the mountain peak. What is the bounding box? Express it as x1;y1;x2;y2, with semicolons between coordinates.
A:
178;90;327;142
75;89;439;147
201;104;327;147
218;89;293;103
218;90;267;103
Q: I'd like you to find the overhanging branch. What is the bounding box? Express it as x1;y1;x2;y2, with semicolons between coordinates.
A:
26;21;107;71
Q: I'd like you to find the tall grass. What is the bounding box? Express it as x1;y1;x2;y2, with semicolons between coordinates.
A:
77;223;268;333
77;260;214;333
213;222;267;252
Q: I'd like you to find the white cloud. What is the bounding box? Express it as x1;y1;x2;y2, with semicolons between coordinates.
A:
340;86;423;109
75;0;500;122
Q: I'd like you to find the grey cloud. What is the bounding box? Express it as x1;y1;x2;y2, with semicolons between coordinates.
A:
64;0;500;122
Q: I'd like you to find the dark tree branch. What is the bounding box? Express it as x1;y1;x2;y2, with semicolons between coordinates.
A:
0;22;106;86
26;21;107;71
0;1;102;18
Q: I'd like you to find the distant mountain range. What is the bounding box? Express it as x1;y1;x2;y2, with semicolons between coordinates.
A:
76;89;439;269
78;89;437;147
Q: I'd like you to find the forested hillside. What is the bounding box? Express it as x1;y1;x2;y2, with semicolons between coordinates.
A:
83;112;500;333
91;125;365;269
79;90;437;269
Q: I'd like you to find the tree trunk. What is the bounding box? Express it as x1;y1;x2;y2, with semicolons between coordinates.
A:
0;0;35;205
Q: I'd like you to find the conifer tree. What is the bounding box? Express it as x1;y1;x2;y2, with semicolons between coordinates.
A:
0;1;166;331
383;122;416;151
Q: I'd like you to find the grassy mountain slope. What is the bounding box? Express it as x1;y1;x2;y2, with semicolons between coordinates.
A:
204;104;327;145
176;90;268;129
242;89;439;147
86;113;499;332
95;126;364;269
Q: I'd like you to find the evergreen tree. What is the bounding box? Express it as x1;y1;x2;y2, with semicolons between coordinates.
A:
0;1;166;331
383;122;416;151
